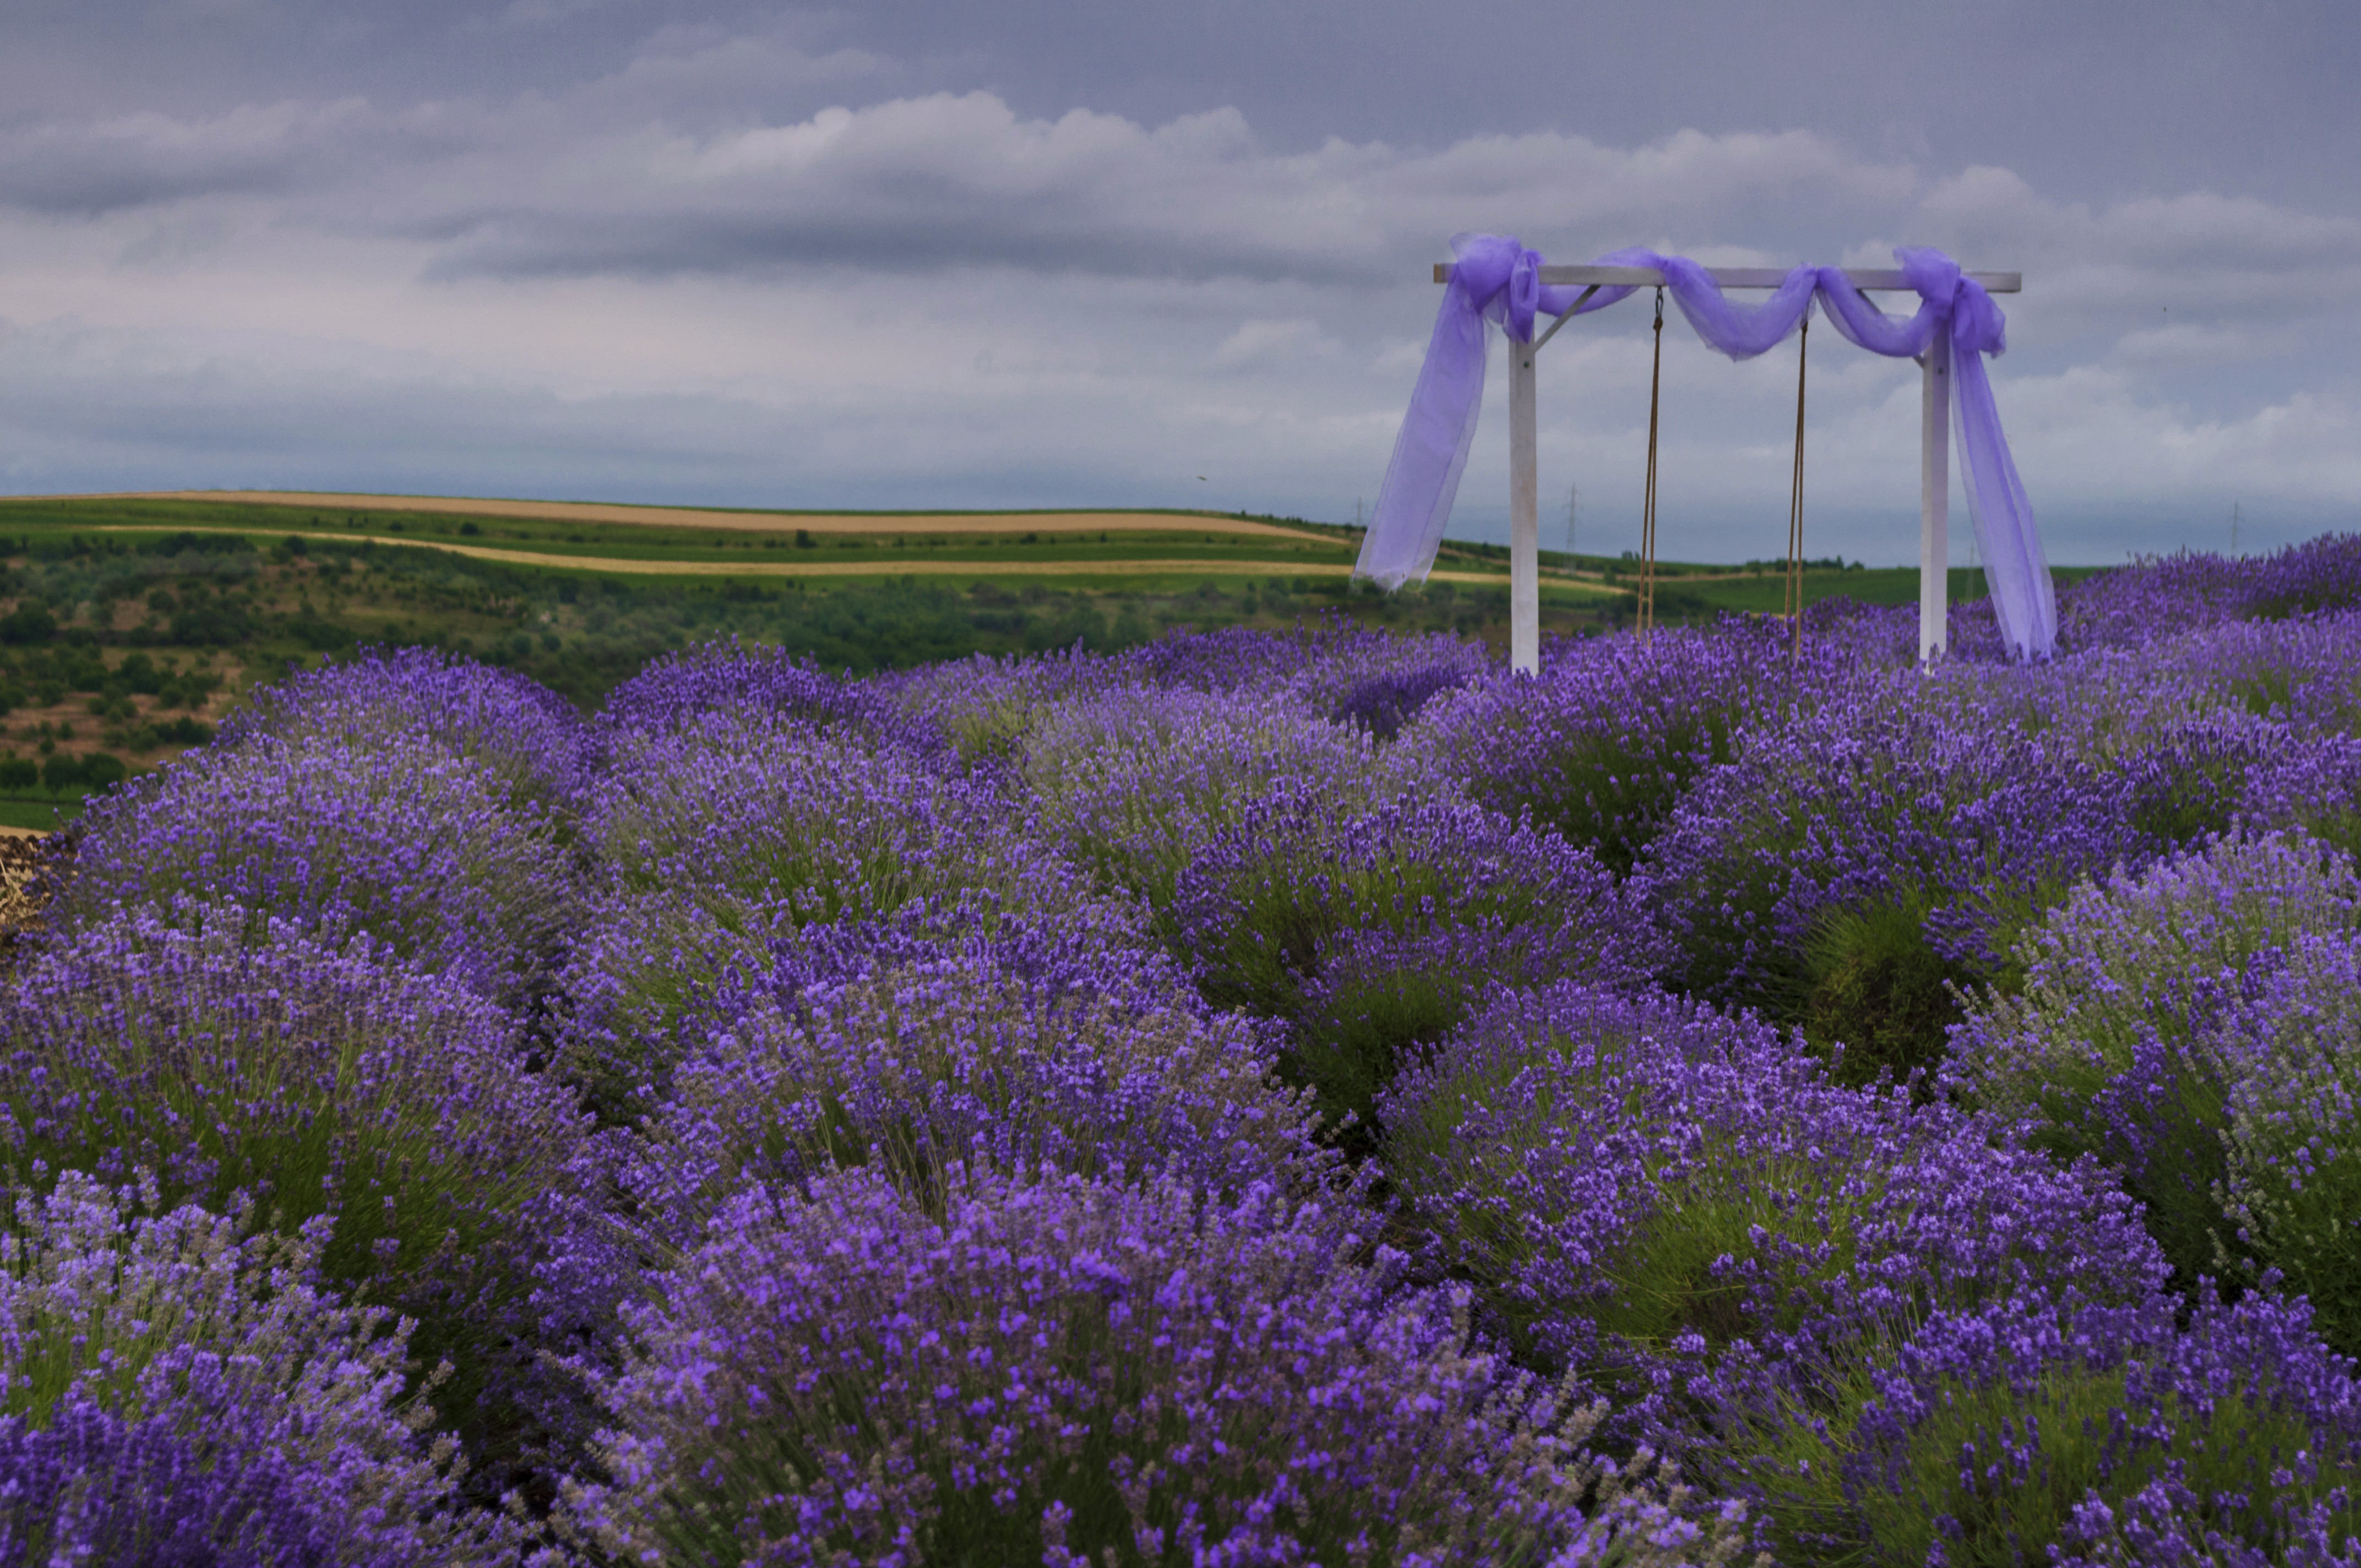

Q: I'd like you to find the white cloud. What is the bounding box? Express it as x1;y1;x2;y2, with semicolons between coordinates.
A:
1214;318;1329;368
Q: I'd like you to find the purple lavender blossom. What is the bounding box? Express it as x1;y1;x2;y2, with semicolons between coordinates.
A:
591;707;1083;932
1948;829;2361;1280
1270;624;1488;739
1397;619;1815;875
1013;684;1443;911
1635;674;2157;1019
1811;1284;2361;1568
551;878;1177;1124
222;644;600;814
60;730;578;1007
1175;791;1652;1019
2244;730;2361;861
1380;982;2164;1468
624;950;1330;1245
0;911;598;1457
0;1173;535;1565
599;636;944;756
2211;930;2361;1353
565;1163;1744;1566
879;640;1125;764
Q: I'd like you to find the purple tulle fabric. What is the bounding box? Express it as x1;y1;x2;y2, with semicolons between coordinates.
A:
1357;233;2057;660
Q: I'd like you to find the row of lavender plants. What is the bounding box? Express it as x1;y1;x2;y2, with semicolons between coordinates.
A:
8;535;2361;1564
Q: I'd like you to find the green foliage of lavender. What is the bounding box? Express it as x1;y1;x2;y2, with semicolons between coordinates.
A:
1720;1284;2361;1566
1949;829;2361;1282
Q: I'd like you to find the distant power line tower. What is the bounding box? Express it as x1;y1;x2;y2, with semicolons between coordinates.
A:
1565;483;1579;562
2232;502;2243;557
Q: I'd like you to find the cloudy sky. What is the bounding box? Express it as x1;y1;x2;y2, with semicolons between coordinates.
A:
1;1;2354;564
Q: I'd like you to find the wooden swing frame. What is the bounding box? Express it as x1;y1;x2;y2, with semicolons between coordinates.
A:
1434;261;2023;674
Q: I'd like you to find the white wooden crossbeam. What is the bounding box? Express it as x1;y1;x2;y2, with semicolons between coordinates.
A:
1433;258;2019;671
1433;263;2021;292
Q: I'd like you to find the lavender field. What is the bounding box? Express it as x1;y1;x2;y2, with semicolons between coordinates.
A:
9;536;2361;1565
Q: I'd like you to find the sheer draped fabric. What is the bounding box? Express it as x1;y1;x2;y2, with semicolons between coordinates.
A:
1356;234;2055;660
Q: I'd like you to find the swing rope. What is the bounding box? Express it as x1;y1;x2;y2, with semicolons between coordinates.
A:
1785;314;1809;659
1636;288;1808;652
1639;286;1665;641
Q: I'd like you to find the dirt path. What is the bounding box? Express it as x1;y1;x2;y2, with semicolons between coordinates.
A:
90;526;1618;595
46;491;1333;543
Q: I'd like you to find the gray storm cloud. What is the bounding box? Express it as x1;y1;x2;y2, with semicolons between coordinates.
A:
0;2;2353;563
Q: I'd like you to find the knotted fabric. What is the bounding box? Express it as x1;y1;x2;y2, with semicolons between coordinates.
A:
1356;233;2055;660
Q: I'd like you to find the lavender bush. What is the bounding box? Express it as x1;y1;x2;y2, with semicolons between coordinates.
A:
2212;930;2361;1353
59;731;578;1007
1949;829;2361;1279
1380;984;2164;1464
2245;729;2361;859
1729;1283;2361;1566
883;641;1125;765
564;1163;1751;1567
550;888;799;1123
1399;620;1807;875
1635;668;2196;1079
1271;624;1488;741
600;636;943;754
592;707;1082;929
1014;684;1439;911
0;1173;534;1565
1174;792;1652;1132
552;883;1173;1125
625;950;1330;1242
223;644;601;815
0;912;596;1454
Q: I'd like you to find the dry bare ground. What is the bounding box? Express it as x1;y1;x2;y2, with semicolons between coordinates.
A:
0;830;54;946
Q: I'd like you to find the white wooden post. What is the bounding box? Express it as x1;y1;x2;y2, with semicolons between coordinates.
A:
1508;332;1539;676
1919;330;1951;662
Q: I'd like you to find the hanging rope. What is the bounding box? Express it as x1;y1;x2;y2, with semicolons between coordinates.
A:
1785;314;1809;659
1639;285;1665;641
